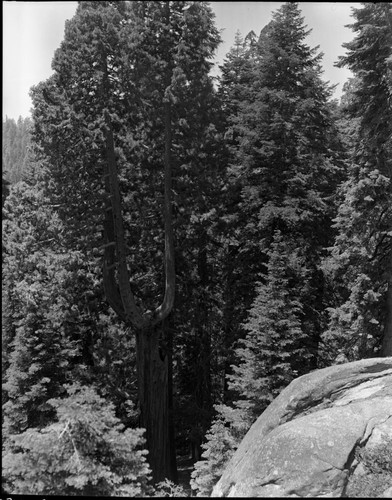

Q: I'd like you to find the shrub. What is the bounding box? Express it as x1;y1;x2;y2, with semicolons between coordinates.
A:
151;479;188;497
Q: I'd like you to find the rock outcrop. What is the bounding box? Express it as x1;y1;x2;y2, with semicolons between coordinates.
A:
211;357;392;497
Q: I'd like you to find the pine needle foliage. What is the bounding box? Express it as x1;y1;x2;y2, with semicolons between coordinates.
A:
229;231;311;419
322;2;392;360
190;413;239;497
3;383;151;496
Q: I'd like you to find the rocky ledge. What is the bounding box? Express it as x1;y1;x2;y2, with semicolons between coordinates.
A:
211;357;392;497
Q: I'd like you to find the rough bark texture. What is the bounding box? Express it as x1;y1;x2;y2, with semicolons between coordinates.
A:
152;99;175;325
136;324;174;483
211;357;392;497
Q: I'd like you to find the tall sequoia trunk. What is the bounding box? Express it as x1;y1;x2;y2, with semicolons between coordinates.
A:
136;324;172;483
134;86;177;484
102;109;177;482
100;22;177;481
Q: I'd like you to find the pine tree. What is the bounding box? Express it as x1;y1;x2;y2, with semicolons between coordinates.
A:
3;383;151;496
216;29;263;411
29;1;174;480
2;171;142;455
191;232;311;496
218;30;258;122
229;231;310;420
2;179;146;494
164;2;226;462
227;2;345;372
190;414;238;496
322;3;392;359
2;180;85;436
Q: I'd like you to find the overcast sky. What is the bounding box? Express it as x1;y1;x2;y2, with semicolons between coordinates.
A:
3;1;358;120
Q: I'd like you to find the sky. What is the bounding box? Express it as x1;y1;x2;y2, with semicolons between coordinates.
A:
2;1;358;121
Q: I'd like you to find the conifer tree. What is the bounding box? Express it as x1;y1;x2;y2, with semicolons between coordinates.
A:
191;232;311;496
29;1;175;480
2;175;141;456
167;6;226;460
218;30;257;121
228;231;310;420
29;0;222;481
322;3;392;359
192;4;346;493
216;29;261;407
190;414;238;496
2;117;33;184
2;180;86;437
3;384;151;496
225;1;345;373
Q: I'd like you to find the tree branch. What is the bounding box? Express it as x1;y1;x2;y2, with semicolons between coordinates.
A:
152;1;176;326
103;109;147;329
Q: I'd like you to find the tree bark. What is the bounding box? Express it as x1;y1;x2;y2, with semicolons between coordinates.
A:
151;99;175;325
103;109;147;329
102;112;177;481
166;318;178;482
136;323;175;482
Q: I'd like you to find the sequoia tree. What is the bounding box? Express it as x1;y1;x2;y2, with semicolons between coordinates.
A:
29;0;221;482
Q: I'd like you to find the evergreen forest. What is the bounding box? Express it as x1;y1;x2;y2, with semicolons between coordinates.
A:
2;2;391;496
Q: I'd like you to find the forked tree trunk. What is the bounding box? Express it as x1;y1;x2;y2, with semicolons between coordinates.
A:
102;111;177;480
100;19;177;480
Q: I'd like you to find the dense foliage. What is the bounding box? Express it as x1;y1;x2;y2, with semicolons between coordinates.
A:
322;2;392;361
2;1;391;496
3;383;151;496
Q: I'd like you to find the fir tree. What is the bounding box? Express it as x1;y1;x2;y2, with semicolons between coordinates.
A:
3;384;151;496
322;3;392;360
229;231;310;421
2;180;84;436
227;1;345;372
216;28;263;412
190;414;238;497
